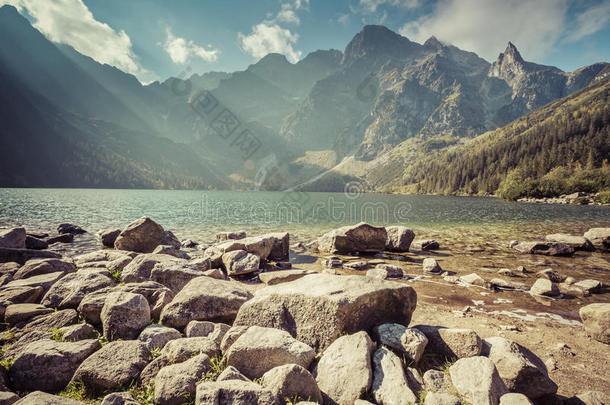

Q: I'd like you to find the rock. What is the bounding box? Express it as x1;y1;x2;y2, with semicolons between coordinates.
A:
75;250;137;267
423;369;453;393
545;234;594;251
536;269;565;283
190;257;212;271
0;391;18;405
222;250;260;276
315;332;374;405
149;263;202;293
343;261;368;270
161;337;219;363
5;272;64;296
107;256;133;274
240;235;276;260
579;303;610;344
57;224;86;235
259;270;312;285
216;231;247;241
13;391;87;404
202;268;227;280
583;228;610;250
41;269;115;309
71;341;150;393
121;253;186;284
185;321;230;344
511;241;574;256
423;258;442;274
13;258;75;280
261;364;322;404
375;263;404;277
385;226;415;252
58;323;97;342
373;323;428;363
10;339;100;392
152;245;190;260
226;326;315;379
114;217;178;253
138;355;171;386
449;356;508;405
4;303;52;324
267;232;290;261
460;273;488;287
154;354;211;405
77;288;112;324
322;257;343;268
484;337;557;398
530;279;560;297
217;366;250;382
573;279;603;293
0;248;60;265
100;392;139;405
312;223;387;254
181;239;199;248
415;326;482;359
15;309;78;337
100;229;121;248
366;268;390;280
413;240;440;251
47;234;74;244
160;276;252;329
101;291;150;340
425;392;462;405
138;324;181;350
499;393;534;405
195;380;276;405
566;391;610;405
234;274;417;350
220;326;249;352
118;281;175;320
0;228;26;249
25;236;48;250
371;347;418;405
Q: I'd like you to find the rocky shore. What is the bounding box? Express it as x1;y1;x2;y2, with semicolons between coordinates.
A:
517;192;609;206
0;219;608;405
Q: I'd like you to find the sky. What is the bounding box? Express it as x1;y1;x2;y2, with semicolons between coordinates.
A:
3;0;610;84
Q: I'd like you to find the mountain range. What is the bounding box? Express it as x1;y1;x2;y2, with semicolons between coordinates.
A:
0;4;608;195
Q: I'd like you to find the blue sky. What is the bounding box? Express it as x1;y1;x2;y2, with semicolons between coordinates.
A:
4;0;610;83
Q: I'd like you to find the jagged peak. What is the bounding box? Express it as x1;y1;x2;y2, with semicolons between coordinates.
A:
501;41;524;64
424;36;444;49
343;25;419;65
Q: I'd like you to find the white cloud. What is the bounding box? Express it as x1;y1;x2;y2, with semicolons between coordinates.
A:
1;0;156;83
276;3;300;25
162;28;219;64
338;13;350;25
239;22;302;63
399;0;570;61
293;0;310;10
359;0;420;13
565;1;610;42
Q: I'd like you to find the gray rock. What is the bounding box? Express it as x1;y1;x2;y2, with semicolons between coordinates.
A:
544;234;594;251
106;256;133;274
258;270;312;285
371;347;418;405
415;326;482;359
41;268;115;309
195;380;276;405
315;332;374;405
160;337;219;363
154;354;212;405
0;228;26;249
449;356;508;405
185;321;230;344
583;228;610;250
10;339;100;392
57;224;86;235
16;309;78;338
220;326;249;353
425;392;462;405
536;269;565;283
216;231;247;241
75;251;137;267
511;241;574;256
117;281;175;320
101;291;150;340
0;248;60;265
240;235;276;261
460;273;488;287
413;240;440;251
226;326;315;379
160;276;253;329
375;263;404;277
217;366;250;382
100;229;121;248
149;262;202;293
152;245;191;259
100;392;139;405
385;226;415;252
566;391;610;405
138;355;171;386
423;258;442;273
202;268;227;280
261;364;322;404
499;393;533;405
5;272;65;295
25;235;48;250
344;261;369;270
573;279;603;294
372;323;428;363
530;279;560;297
423;369;453;393
311;222;387;254
366;268;390;280
267;232;290;261
47;234;74;244
234;274;417;350
222;250;260;276
579;303;610;344
121;253;187;284
138;324;182;350
71;341;150;393
58;323;97;342
114;217;178;253
190;258;212;271
4;303;52;325
13;391;87;404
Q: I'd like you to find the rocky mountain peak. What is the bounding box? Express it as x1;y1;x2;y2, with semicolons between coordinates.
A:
489;41;527;81
424;36;444;49
342;25;420;65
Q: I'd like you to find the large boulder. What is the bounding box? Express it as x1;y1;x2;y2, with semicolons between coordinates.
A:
510;241;574;256
185;321;230;344
100;229;121;248
15;309;78;338
385;226;415;252
100;392;139;405
41;269;115;309
449;356;508;405
222;250;260;276
160;277;252;329
149;263;202;293
4;303;53;325
0;228;26;249
101;291;150;340
234;274;417;350
160;337;219;363
544;234;594;251
261;364;322;404
415;326;482;359
25;235;48;250
484;337;557;399
114;217;179;253
5;272;64;295
311;223;387;254
372;323;428;363
10;339;100;392
195;380;276;405
121;253;186;284
583;228;610;250
579;303;610;344
259;270;312;285
225;326;315;379
314;332;375;405
71;341;150;393
267;232;290;261
138;324;181;350
154;354;212;405
13;258;75;280
13;391;87;404
371;347;418;405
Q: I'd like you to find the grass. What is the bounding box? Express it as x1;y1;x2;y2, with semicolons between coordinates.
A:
201;354;228;382
0;357;14;372
128;381;156;405
51;328;65;342
149;346;163;360
417;390;428;405
438;357;457;374
58;380;102;404
108;268;122;283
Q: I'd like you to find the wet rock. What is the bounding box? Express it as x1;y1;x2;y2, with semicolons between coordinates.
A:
217;366;250;382
25;236;48;250
0;248;60;265
13;258;75;280
423;369;453;393
413;240;439;251
372;323;428;363
484;337;557;398
41;269;115;309
371;347;418;405
449;356;508;405
579;303;610;344
583;228;610;250
154;354;211;405
222;250;260;276
100;229;121;248
47;234;74;244
425;392;461;405
530;279;560;297
0;228;26;249
160;276;253;329
510;241;574;256
226;326;315;379
311;222;387;254
536;269;565;283
234;274;417;350
100;392;139;405
216;231;247;241
10;339;100;392
58;224;86;235
138;324;181;350
261;364;322;404
4;303;52;325
58;323;97;342
161;337;219;363
71;341;150;393
101;291;150;340
416;326;482;359
423;258;442;274
114;217;179;253
195;380;276;405
13;391;87;404
315;332;374;405
267;232;290;261
259;269;312;285
185;321;230;344
385;226;415;252
544;234;594;251
499;393;534;405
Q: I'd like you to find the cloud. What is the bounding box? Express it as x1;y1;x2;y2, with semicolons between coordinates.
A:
338;13;350;25
358;0;420;13
276;3;300;25
163;28;219;64
399;0;570;61
1;0;156;83
239;22;302;63
565;1;610;42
